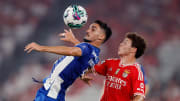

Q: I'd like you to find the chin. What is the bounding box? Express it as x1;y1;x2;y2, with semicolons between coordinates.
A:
83;38;92;42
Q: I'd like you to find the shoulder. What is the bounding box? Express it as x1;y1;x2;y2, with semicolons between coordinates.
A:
76;42;94;49
75;42;91;51
135;63;142;72
102;58;119;63
76;42;89;46
130;63;144;80
128;63;142;73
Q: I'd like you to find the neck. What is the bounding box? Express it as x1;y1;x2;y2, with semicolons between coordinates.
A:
89;41;102;48
119;54;136;65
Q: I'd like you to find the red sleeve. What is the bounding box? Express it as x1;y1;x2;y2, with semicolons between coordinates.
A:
132;64;145;97
94;60;107;76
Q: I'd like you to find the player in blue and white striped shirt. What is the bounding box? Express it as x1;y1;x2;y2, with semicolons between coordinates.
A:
24;20;112;101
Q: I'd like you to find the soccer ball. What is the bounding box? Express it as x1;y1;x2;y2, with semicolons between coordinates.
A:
63;5;88;29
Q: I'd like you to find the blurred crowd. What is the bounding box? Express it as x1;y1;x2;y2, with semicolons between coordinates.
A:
0;0;180;101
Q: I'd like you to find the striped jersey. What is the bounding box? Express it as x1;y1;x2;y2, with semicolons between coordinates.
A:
42;42;100;100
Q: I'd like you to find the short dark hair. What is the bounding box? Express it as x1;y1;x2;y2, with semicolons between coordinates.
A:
126;32;146;58
94;20;112;43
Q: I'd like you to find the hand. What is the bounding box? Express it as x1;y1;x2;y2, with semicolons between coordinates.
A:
24;42;42;53
59;29;75;42
80;75;93;86
59;29;80;45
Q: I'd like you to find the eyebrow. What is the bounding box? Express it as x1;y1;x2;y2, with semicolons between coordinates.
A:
91;25;97;29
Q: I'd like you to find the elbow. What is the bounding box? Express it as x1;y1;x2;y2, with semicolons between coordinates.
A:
64;47;82;56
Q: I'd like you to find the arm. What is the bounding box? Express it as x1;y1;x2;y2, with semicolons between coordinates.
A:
140;65;149;96
80;74;93;85
132;95;144;101
94;60;107;76
59;29;80;45
25;29;83;56
24;42;82;56
131;65;145;101
80;67;96;85
80;61;107;85
145;84;150;96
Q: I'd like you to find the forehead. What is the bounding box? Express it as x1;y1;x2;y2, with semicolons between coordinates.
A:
123;38;132;44
124;38;131;41
89;23;101;29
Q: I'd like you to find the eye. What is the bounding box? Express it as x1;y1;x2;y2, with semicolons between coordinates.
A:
92;28;95;31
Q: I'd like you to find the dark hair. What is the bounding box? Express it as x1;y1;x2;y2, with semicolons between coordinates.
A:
126;32;146;58
94;20;112;43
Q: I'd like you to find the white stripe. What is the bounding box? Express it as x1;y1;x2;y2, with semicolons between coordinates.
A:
136;64;143;81
44;56;74;99
50;56;74;80
47;76;63;99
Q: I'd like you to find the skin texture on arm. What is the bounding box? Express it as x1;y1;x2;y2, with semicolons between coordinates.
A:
40;45;82;56
24;29;83;56
132;95;144;101
80;68;95;85
145;84;150;96
80;75;93;85
24;42;82;56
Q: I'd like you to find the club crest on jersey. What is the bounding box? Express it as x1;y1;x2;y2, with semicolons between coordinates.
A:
122;69;130;78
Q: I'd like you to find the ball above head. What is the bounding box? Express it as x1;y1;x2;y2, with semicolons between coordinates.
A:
63;5;88;29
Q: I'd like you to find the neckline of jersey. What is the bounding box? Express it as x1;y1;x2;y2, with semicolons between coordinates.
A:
119;60;138;67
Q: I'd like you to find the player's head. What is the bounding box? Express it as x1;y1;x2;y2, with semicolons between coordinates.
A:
118;32;146;58
84;20;112;44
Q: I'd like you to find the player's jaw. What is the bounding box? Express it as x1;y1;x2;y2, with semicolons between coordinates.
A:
83;30;98;42
118;46;129;56
83;32;92;42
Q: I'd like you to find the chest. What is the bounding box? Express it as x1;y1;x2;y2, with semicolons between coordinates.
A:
106;62;133;82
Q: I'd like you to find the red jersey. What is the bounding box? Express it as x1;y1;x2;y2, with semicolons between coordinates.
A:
94;58;145;101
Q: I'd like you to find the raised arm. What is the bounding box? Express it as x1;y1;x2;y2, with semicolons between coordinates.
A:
24;42;82;56
24;29;83;56
59;29;80;45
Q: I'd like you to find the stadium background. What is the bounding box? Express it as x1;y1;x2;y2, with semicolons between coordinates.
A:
0;0;180;101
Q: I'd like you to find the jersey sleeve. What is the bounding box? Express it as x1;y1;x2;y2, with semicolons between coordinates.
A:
94;60;107;76
132;65;145;98
75;43;90;56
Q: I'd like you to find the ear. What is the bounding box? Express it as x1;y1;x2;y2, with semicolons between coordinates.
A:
98;33;106;41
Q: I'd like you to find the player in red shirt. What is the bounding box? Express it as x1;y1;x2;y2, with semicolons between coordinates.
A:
61;31;146;101
95;33;146;101
94;33;146;101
